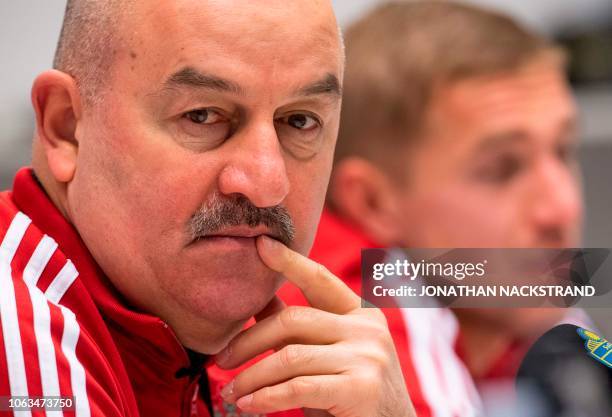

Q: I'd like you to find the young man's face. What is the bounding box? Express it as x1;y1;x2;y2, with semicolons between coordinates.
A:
395;59;582;250
66;0;343;349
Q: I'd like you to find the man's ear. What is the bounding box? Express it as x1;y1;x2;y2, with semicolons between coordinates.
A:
31;70;82;183
328;157;402;245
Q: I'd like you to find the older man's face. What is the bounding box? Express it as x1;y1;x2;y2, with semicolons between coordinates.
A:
67;1;343;336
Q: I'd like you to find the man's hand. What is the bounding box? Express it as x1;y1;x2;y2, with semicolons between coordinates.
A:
213;236;416;417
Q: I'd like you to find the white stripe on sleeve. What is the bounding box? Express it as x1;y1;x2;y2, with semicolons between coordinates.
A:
0;212;31;264
23;234;65;414
436;308;482;417
0;213;33;417
0;263;32;417
28;286;63;417
45;261;79;304
402;308;453;417
23;235;58;287
60;306;91;417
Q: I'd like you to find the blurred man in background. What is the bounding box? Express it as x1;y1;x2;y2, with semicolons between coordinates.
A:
282;1;584;415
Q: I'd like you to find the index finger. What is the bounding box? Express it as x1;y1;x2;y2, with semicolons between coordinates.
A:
256;236;361;314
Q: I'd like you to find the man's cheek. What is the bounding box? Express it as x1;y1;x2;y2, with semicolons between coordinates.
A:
284;205;317;254
286;173;326;231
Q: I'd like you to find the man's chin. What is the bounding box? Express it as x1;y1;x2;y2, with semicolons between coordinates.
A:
164;286;280;354
156;246;285;346
179;268;283;321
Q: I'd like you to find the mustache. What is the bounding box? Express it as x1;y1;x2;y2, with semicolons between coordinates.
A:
188;194;295;246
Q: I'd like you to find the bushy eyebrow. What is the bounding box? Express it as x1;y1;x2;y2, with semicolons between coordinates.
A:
476;117;578;153
477;131;530;152
162;67;243;95
298;73;342;97
160;66;341;98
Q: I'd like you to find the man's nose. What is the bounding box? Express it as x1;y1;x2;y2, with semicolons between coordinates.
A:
529;157;582;241
217;119;290;208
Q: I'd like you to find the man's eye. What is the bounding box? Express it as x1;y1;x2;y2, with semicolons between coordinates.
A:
183;108;225;125
285;114;320;130
475;156;523;184
275;112;324;160
176;108;232;152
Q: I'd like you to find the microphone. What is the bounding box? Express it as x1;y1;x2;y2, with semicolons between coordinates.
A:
516;324;612;417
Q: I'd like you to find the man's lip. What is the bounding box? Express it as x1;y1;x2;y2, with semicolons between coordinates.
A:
191;226;279;242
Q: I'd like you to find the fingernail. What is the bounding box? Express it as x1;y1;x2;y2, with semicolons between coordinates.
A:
215;345;232;366
236;394;253;409
220;380;234;400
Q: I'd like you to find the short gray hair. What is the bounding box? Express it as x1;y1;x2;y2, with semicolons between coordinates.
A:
53;0;127;106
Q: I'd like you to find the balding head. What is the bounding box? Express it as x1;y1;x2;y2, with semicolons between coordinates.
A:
53;1;344;107
35;0;343;353
53;0;129;105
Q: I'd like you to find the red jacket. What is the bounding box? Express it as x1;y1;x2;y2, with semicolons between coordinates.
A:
279;209;482;417
0;168;302;417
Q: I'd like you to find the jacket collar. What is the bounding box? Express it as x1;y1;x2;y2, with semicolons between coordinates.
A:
309;207;379;286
